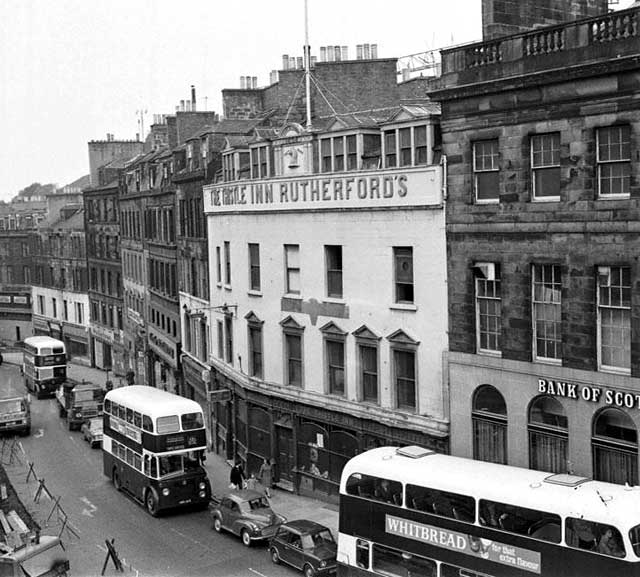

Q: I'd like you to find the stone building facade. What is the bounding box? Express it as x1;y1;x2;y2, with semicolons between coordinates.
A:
432;2;640;484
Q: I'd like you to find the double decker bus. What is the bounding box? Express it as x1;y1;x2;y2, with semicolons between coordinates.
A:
102;385;211;516
22;336;67;399
338;446;640;577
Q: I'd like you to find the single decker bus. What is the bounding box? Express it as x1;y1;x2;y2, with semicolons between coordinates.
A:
22;336;67;399
102;385;211;516
338;445;640;577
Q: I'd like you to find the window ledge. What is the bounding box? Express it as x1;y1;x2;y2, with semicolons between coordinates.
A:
597;194;630;201
216;282;222;288
223;284;232;291
475;198;499;205
323;297;345;305
390;303;417;312
535;357;562;366
477;349;502;358
598;366;631;377
532;196;560;203
284;293;302;300
248;290;263;297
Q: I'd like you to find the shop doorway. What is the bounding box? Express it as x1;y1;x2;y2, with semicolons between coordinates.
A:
276;426;294;486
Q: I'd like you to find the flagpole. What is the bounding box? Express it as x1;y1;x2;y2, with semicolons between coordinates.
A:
304;0;312;128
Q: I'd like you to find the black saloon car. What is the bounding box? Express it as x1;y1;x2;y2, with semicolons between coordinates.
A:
269;519;337;577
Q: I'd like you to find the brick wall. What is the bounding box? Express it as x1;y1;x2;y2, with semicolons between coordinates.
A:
482;0;609;40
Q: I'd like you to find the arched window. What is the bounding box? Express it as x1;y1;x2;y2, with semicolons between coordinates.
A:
472;385;507;464
592;408;638;485
528;396;568;473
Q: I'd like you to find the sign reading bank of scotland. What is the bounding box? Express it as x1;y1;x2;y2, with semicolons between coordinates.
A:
386;515;542;574
203;166;442;214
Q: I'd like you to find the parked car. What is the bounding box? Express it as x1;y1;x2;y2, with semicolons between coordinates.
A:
80;417;103;448
269;520;337;577
210;490;286;547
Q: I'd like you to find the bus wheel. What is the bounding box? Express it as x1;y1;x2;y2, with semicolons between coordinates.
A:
304;564;315;577
145;489;159;517
112;468;121;491
213;516;222;532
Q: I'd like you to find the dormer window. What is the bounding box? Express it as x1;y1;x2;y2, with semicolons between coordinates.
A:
250;145;271;178
319;135;358;173
383;124;431;168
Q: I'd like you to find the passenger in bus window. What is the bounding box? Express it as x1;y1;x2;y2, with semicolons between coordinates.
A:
567;518;597;550
375;479;394;503
598;527;625;558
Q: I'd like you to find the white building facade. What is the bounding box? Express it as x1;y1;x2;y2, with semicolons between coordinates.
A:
203;108;449;500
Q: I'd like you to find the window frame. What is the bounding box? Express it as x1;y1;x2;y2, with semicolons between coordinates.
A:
473;139;500;203
596;125;631;199
532;264;562;362
597;265;631;374
475;262;502;355
531;133;561;201
284;244;301;295
325;245;343;299
393;246;414;304
284;329;304;387
248;243;261;292
247;319;264;379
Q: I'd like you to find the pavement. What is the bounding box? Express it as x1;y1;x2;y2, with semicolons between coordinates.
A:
2;352;340;536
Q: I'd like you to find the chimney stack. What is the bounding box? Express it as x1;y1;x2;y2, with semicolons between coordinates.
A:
191;85;196;111
270;70;278;84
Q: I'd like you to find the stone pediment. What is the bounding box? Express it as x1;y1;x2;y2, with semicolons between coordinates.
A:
319;321;347;336
352;325;380;341
279;315;305;331
386;329;420;345
244;311;264;325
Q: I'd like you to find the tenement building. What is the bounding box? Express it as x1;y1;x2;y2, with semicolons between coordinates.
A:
84;160;125;376
204;97;447;499
432;0;640;484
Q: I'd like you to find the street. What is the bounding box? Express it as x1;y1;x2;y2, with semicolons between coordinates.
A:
0;362;299;577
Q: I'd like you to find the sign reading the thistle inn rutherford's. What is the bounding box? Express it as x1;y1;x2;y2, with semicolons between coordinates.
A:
203;166;441;214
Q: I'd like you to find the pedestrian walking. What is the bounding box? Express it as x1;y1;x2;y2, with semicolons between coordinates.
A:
229;461;246;490
258;458;273;498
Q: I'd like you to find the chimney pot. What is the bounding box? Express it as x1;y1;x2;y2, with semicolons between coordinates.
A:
320;46;326;62
342;46;348;60
240;76;246;89
371;44;378;59
252;76;257;89
364;43;371;59
356;45;363;59
334;45;341;61
191;85;197;111
282;54;289;70
289;56;296;69
327;46;335;61
310;55;317;67
296;56;303;69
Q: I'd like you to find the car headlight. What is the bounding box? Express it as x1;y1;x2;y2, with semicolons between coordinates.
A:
199;490;206;498
162;488;170;496
246;522;258;532
320;560;327;568
199;482;206;490
75;412;82;418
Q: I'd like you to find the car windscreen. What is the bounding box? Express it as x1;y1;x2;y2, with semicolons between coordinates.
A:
0;399;24;413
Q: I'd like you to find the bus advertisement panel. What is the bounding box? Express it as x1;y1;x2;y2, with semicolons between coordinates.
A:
102;385;211;516
22;337;67;399
337;446;640;577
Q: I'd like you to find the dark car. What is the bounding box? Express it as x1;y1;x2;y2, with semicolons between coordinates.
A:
210;490;286;547
269;520;337;577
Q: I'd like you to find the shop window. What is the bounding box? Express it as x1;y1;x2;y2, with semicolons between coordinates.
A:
472;385;507;465
475;262;501;354
473;139;499;202
597;125;630;197
531;133;561;200
597;266;630;373
393;247;414;304
528;396;567;473
532;264;562;361
592;408;638;486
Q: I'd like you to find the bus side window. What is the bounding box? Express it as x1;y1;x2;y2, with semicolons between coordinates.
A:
104;399;111;414
150;456;158;478
133;411;142;428
356;539;370;569
142;415;153;432
143;455;150;476
126;408;134;424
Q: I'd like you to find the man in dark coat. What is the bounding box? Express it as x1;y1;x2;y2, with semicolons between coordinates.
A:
230;462;245;490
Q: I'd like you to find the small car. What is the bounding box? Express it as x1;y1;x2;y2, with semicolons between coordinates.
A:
269;520;337;577
210;490;286;547
80;417;103;448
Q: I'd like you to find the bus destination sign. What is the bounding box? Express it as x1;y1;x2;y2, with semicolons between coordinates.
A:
386;515;541;574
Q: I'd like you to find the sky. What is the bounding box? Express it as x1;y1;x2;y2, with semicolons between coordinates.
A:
0;0;634;201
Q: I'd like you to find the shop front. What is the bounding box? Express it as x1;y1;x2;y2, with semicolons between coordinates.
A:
210;367;448;503
61;322;89;361
147;327;181;394
449;351;640;486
